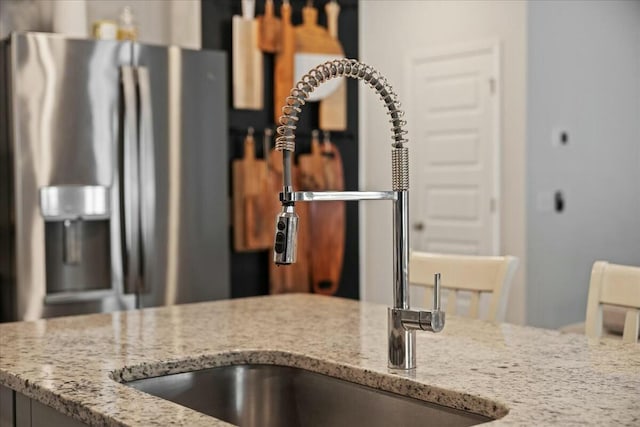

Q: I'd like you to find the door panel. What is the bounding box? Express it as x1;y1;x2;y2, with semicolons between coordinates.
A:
11;34;127;187
134;44;229;307
8;33;134;320
409;43;500;256
427;75;478;111
426;132;479;165
426;187;479;220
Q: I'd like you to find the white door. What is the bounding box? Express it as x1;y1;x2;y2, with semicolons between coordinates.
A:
407;42;500;255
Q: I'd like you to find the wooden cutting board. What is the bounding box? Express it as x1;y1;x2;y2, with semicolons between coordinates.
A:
232;0;263;110
294;2;342;55
293;2;344;103
267;146;311;294
273;0;294;123
299;131;345;295
257;0;281;53
232;128;271;251
319;0;347;131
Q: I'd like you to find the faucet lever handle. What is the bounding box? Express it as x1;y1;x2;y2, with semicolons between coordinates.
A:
433;273;441;311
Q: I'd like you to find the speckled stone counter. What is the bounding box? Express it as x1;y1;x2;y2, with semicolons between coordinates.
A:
0;294;638;426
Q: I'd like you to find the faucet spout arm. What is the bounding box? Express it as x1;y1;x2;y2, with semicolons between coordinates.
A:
281;190;397;203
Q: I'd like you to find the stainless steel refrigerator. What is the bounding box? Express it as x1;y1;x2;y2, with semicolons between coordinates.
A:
0;32;230;321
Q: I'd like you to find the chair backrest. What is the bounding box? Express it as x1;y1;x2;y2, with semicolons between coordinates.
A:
409;251;518;322
585;261;640;343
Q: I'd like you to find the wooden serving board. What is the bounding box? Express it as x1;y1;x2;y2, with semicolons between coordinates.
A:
267;149;311;294
299;133;345;295
319;0;347;131
232;1;263;110
257;0;281;53
273;0;294;123
232;131;271;251
293;2;344;103
294;3;342;55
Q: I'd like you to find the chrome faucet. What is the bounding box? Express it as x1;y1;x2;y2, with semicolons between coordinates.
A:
272;59;444;370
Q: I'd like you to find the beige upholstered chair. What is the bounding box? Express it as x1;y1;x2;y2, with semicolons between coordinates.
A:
585;261;640;343
409;251;518;322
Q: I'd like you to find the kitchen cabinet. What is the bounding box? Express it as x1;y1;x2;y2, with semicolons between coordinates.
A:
0;384;85;427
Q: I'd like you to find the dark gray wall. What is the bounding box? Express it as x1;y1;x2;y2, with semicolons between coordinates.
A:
202;0;360;299
526;0;640;328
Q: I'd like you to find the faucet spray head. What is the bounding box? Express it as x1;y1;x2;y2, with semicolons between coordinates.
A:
273;205;299;265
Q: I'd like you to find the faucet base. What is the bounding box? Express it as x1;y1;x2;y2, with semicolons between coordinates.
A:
387;308;416;370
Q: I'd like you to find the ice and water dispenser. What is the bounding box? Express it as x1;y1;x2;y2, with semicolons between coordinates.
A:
39;186;112;297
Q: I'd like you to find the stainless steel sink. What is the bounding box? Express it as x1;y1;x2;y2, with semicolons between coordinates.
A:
125;364;492;426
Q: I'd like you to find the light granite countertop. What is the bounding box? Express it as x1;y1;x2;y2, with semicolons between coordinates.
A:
0;294;638;426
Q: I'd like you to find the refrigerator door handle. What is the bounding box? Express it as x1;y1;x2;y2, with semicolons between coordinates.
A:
136;66;155;293
120;66;141;295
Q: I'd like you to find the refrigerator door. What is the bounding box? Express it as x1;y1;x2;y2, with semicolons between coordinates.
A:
3;33;135;320
133;44;230;307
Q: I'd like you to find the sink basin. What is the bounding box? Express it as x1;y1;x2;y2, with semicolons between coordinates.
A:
125;364;492;426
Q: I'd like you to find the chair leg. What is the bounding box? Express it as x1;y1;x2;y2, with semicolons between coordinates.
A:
468;292;480;319
622;309;639;343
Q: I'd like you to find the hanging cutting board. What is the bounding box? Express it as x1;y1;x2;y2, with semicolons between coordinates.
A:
232;0;263;110
299;131;345;295
232;128;270;251
318;1;347;131
293;2;344;102
319;1;347;130
273;0;295;122
257;0;281;53
266;141;311;294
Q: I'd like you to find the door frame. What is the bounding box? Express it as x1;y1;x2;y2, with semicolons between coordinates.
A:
404;39;502;255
